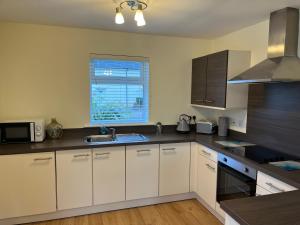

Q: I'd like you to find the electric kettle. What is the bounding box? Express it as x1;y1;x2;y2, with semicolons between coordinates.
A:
176;114;191;133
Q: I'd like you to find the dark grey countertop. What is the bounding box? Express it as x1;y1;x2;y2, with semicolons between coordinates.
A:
221;190;300;225
0;130;300;225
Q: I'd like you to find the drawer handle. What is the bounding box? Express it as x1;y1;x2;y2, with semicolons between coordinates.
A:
73;154;90;158
162;148;176;151
137;149;151;153
95;152;110;156
34;157;52;161
202;150;211;156
265;182;285;192
205;100;214;103
206;164;215;171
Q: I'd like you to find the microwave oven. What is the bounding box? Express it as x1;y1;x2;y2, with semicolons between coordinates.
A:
0;119;46;143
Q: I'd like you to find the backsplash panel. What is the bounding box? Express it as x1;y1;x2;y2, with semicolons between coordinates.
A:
246;82;300;157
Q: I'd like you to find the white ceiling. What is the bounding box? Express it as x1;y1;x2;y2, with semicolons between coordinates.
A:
0;0;300;38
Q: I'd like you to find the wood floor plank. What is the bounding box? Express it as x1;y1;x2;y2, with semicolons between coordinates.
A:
138;205;168;225
29;200;222;225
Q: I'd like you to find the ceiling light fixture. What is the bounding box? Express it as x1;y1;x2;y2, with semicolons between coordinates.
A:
115;0;148;26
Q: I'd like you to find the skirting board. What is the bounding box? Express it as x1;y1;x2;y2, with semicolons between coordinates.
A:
0;193;193;225
0;192;225;225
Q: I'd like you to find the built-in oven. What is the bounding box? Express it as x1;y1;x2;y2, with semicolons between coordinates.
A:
217;153;257;203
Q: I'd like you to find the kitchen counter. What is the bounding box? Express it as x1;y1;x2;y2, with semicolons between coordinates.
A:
1;129;300;225
221;190;300;225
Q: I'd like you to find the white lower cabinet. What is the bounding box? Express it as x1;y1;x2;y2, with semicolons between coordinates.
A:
56;149;93;210
225;214;240;225
93;146;125;205
159;142;190;196
196;147;217;210
0;152;56;219
190;142;198;192
257;171;297;194
256;185;272;196
126;144;159;200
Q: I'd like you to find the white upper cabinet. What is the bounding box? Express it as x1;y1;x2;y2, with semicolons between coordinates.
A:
56;149;93;210
126;144;159;200
159;143;190;196
0;152;56;219
93;146;126;205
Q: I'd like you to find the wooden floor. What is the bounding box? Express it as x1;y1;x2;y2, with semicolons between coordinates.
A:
30;200;222;225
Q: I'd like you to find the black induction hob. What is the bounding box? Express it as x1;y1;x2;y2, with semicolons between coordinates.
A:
223;145;300;164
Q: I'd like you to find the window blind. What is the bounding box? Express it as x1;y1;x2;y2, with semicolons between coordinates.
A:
90;55;149;125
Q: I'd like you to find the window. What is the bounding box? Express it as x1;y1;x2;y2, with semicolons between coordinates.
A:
90;55;149;125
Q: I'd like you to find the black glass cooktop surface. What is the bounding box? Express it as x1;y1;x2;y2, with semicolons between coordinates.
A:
223;145;300;164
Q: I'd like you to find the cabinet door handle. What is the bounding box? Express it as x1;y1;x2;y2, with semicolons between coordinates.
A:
94;152;110;159
265;182;285;192
73;154;90;158
95;152;110;156
162;148;176;151
202;150;211;156
206;164;215;171
34;157;52;161
205;100;214;103
137;149;151;153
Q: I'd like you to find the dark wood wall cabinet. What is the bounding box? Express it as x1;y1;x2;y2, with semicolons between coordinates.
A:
191;50;251;109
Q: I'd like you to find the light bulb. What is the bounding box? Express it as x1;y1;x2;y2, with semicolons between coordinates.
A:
137;17;146;26
115;7;124;24
134;9;144;22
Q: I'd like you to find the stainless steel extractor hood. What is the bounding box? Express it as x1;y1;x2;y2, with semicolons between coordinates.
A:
228;7;300;84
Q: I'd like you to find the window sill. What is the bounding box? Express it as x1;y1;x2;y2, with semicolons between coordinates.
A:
84;122;156;128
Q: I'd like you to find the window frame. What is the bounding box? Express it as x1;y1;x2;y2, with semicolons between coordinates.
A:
89;54;150;126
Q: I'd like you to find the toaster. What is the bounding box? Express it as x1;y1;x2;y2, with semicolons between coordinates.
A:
196;120;217;134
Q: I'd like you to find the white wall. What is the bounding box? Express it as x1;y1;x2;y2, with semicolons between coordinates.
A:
0;22;212;128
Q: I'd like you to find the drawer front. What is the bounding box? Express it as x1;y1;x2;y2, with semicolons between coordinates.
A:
257;171;297;194
198;145;217;162
256;185;272;196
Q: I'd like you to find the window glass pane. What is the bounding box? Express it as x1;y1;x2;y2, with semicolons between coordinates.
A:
90;57;149;124
92;59;142;78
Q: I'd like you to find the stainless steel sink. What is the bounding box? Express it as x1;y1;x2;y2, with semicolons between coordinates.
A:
84;133;147;144
84;134;115;143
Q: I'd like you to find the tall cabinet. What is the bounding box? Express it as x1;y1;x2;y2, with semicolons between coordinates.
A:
191;50;250;109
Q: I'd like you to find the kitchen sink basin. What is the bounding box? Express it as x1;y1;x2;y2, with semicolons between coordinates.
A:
84;134;115;143
84;133;147;144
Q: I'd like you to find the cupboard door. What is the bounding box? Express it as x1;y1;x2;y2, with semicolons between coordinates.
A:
197;153;217;209
0;152;56;219
93;147;125;205
206;50;228;108
56;149;92;210
126;144;159;200
191;56;207;105
159;143;190;196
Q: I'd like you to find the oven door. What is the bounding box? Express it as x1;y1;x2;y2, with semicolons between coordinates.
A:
217;162;256;202
0;123;34;143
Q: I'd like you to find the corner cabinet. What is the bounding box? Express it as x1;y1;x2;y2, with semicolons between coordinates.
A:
191;50;250;109
0;152;56;220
